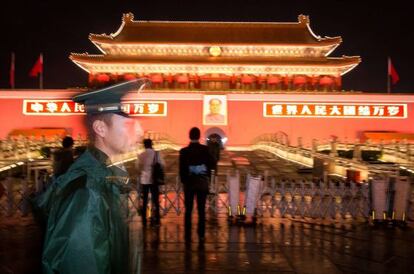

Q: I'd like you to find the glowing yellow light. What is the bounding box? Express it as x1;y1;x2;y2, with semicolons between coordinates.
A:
209;46;222;57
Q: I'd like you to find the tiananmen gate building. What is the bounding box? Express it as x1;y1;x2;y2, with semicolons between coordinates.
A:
1;13;413;146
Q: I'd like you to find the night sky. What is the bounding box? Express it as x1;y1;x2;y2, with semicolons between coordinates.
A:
0;0;412;92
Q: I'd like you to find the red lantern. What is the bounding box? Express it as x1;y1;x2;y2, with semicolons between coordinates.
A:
293;76;307;85
241;75;253;84
124;74;136;81
267;76;281;85
97;74;110;82
319;76;333;85
151;74;163;83
177;75;189;83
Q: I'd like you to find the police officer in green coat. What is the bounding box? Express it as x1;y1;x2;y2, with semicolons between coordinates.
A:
34;79;150;274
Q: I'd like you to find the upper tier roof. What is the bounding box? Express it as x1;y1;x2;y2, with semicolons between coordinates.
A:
70;54;360;67
89;13;341;46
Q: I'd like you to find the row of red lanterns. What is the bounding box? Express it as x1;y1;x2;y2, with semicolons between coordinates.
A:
91;74;338;86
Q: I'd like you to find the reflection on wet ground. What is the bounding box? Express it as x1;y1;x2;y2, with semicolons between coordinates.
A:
1;217;43;274
136;214;414;274
2;214;414;274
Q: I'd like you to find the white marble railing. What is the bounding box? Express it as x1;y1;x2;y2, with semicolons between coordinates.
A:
251;141;404;181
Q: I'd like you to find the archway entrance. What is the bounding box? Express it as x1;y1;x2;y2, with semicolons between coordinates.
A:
204;127;226;148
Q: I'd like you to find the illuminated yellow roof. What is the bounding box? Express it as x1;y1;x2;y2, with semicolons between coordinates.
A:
89;13;341;46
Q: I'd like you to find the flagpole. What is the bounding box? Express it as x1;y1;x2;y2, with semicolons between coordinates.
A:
10;52;15;89
39;53;43;89
387;57;391;94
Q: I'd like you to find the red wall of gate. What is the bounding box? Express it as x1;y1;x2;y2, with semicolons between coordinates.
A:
1;90;413;146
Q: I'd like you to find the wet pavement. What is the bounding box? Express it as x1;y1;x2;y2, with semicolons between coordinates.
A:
1;217;43;274
2;214;414;274
136;212;414;274
1;150;414;273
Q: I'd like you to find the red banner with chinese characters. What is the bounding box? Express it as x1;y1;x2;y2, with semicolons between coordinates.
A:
23;100;167;116
264;103;407;118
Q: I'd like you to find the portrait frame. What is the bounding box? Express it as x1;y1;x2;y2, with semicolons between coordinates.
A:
203;95;228;125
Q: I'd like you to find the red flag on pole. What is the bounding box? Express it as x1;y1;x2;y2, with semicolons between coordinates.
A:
388;57;399;84
10;52;15;89
29;54;43;77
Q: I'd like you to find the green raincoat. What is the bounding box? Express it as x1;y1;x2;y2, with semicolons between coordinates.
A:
34;147;131;274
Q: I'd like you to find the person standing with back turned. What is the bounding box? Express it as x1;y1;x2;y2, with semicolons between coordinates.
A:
52;136;75;178
179;127;215;243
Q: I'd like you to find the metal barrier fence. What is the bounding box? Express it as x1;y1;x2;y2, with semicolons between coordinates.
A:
1;164;413;223
258;178;370;219
0;159;52;217
133;172;372;221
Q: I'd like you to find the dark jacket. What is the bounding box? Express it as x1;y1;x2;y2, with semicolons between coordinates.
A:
207;141;221;170
179;142;215;185
34;147;130;274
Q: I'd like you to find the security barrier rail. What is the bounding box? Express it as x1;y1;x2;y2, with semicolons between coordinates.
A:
1;151;412;224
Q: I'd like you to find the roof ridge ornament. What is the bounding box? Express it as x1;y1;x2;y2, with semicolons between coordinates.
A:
88;33;112;40
122;12;134;23
298;14;310;25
